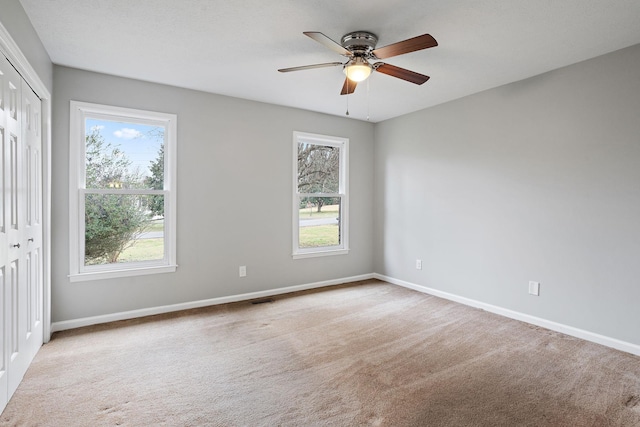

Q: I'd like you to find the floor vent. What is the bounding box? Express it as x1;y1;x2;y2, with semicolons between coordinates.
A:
250;298;275;305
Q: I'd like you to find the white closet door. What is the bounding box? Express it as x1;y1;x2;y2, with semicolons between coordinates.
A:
20;78;43;376
0;54;43;411
0;52;22;410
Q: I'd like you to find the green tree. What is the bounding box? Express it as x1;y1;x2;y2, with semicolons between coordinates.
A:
84;127;151;264
145;143;164;216
297;143;340;212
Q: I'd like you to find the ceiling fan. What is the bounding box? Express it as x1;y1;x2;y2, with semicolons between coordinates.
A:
278;31;438;95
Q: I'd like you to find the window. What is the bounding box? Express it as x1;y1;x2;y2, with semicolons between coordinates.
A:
69;101;177;281
293;131;348;258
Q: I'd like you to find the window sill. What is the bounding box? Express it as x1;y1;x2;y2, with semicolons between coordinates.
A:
292;248;349;260
69;264;177;282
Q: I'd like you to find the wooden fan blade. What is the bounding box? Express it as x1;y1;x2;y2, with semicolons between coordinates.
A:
374;63;430;85
278;62;343;73
304;32;351;56
340;78;357;95
372;34;438;59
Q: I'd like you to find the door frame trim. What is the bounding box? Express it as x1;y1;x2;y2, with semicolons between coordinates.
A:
0;22;52;343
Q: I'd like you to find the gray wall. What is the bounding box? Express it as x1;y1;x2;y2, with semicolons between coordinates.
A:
52;66;374;322
5;0;640;346
374;44;640;346
0;0;52;91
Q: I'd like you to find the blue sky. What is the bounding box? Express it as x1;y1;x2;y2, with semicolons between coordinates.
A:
86;118;163;177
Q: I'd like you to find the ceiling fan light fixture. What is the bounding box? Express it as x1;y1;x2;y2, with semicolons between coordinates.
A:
344;57;372;82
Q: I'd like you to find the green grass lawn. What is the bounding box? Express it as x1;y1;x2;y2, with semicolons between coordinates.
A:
298;204;340;220
146;219;164;232
299;224;339;248
118;238;164;262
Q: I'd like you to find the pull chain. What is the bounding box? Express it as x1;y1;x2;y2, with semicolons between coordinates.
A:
366;77;370;121
345;79;350;116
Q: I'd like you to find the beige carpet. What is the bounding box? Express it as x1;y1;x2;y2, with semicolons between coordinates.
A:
2;280;640;426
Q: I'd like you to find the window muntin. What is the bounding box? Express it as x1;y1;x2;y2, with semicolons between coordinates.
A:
293;132;348;258
69;102;177;281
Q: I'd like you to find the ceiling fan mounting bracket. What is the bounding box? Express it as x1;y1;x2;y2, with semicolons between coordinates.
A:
341;31;378;56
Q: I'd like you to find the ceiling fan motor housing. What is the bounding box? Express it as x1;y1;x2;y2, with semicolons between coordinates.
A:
341;31;378;57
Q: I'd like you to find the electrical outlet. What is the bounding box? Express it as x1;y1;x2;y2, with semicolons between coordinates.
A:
529;281;540;296
416;259;422;270
239;266;247;277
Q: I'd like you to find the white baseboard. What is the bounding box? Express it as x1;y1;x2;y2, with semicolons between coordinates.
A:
375;273;640;357
50;273;374;333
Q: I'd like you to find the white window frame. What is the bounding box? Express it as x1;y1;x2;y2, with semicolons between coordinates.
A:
69;101;177;282
293;131;349;259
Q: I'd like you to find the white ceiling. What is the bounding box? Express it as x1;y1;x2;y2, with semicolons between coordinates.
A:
19;0;640;122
